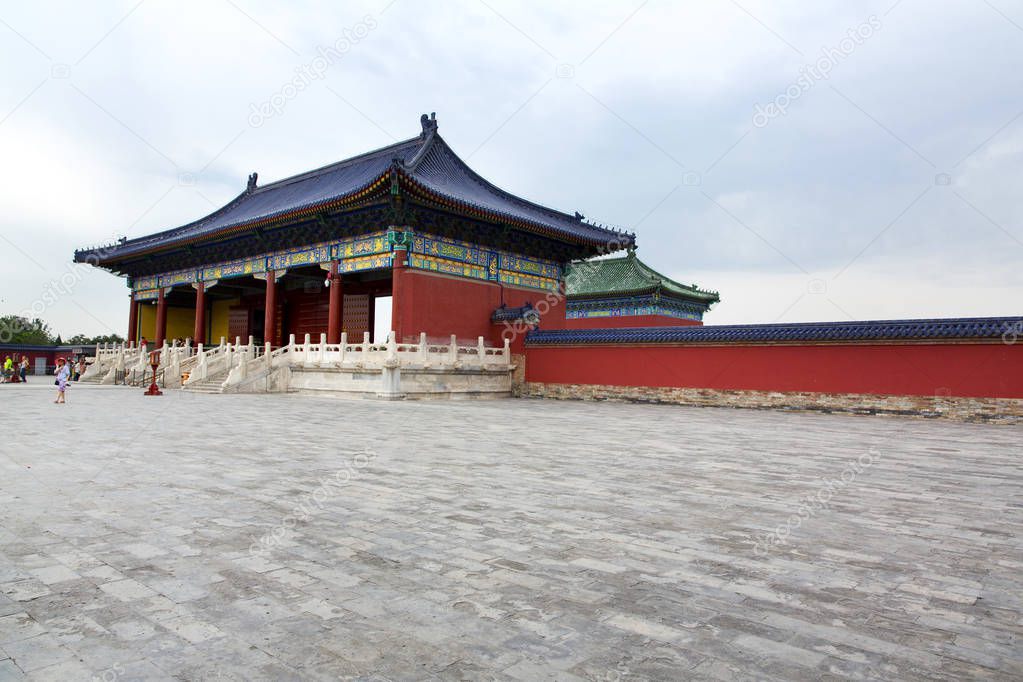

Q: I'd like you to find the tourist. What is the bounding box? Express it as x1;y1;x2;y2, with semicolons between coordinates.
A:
20;356;29;383
77;357;87;380
54;358;70;404
2;355;12;383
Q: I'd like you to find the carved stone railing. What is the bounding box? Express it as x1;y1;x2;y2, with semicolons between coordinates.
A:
183;337;256;386
81;342;148;383
281;331;512;370
216;331;513;395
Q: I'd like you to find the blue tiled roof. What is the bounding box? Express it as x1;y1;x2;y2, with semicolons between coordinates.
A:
526;317;1023;345
78;115;631;264
407;135;623;247
491;304;539;323
97;138;422;261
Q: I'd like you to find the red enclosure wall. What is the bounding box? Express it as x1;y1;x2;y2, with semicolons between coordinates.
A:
397;270;566;351
524;342;1023;399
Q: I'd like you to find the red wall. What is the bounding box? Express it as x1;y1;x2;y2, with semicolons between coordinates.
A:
562;315;702;329
525;342;1023;399
0;346;91;375
1;349;53;374
398;270;566;352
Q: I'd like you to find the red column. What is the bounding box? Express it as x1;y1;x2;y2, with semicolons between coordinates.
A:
391;247;407;342
327;260;343;344
127;295;138;347
264;270;277;346
155;288;167;347
193;282;206;345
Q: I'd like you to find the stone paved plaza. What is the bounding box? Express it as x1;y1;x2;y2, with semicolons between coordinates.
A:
0;385;1020;681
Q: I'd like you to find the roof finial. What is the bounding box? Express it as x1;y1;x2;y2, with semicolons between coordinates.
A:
247;172;258;192
420;112;438;135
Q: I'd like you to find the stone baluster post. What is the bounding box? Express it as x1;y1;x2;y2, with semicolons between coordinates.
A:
378;331;404;400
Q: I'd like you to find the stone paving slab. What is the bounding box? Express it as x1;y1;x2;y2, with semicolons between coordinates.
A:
0;384;1020;680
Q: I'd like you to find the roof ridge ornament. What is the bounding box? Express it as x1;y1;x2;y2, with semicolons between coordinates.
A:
420;112;438;136
246;172;258;193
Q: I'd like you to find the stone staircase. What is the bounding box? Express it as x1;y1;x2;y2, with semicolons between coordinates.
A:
182;377;226;394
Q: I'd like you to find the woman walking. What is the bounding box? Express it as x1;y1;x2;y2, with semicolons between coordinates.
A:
19;356;29;383
54;357;70;404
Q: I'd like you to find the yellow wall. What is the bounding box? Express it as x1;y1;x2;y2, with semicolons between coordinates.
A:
138;304;155;342
136;297;240;345
138;304;195;343
210;298;238;345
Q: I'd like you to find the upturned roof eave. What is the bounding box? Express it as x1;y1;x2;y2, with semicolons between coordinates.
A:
79;149;630;268
396;172;629;251
567;284;719;304
74;174;394;267
408;133;634;250
566;256;718;302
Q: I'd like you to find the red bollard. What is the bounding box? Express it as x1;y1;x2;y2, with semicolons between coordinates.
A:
144;350;163;396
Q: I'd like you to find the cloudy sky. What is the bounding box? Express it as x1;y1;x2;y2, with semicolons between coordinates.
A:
1;0;1021;338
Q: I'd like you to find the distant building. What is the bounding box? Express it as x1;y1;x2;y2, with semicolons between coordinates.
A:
564;251;719;328
0;344;92;376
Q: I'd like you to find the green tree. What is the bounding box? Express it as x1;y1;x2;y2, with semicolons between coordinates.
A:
65;333;126;346
0;315;54;345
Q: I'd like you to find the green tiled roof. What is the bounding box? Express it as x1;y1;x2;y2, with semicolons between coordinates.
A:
565;253;720;304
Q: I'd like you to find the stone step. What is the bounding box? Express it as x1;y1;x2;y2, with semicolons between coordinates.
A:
182;378;227;393
184;386;223;394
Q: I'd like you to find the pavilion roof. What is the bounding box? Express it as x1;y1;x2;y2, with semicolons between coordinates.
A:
75;114;633;266
565;252;720;304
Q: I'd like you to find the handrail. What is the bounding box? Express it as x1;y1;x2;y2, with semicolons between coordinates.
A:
279;331;511;369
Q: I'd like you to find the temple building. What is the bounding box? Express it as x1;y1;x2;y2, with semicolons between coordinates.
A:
75;113;640;351
71;112;1021;421
562;251;718;328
